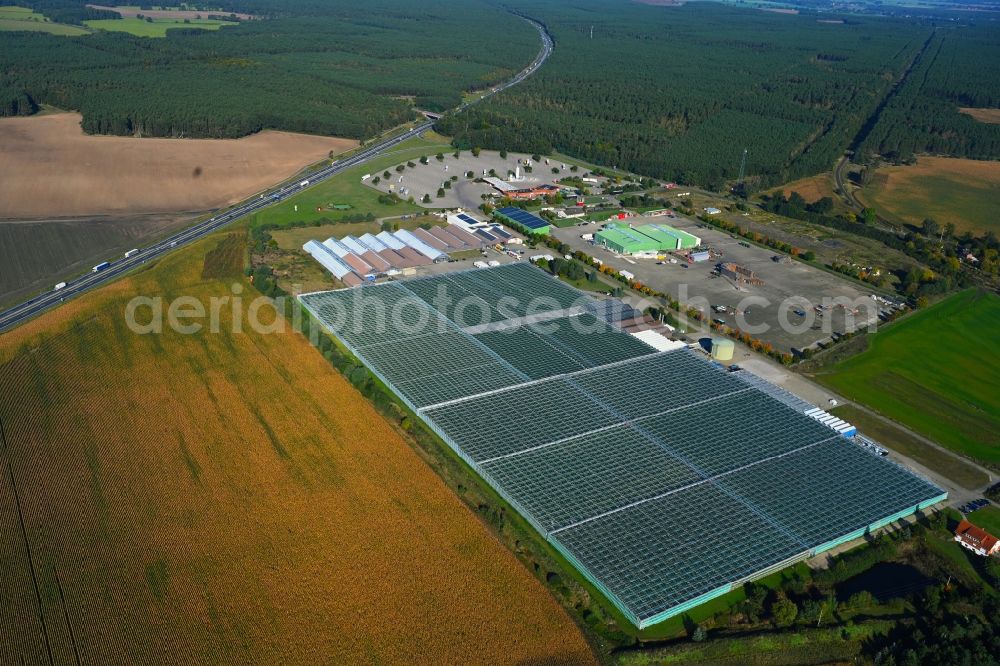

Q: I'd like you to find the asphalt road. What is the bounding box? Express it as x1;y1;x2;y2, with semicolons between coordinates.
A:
0;15;553;334
834;154;860;211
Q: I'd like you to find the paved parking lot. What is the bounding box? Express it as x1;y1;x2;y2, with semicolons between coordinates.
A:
553;215;889;352
364;150;565;210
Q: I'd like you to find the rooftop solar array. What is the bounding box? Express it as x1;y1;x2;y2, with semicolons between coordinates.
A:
497;206;550;231
300;263;946;628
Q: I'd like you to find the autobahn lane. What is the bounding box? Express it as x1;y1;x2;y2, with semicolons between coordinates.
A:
0;15;552;334
0;122;434;332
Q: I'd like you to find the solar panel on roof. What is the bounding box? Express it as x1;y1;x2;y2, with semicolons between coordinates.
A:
490;225;512;239
498;207;548;230
458;213;479;225
475;229;497;242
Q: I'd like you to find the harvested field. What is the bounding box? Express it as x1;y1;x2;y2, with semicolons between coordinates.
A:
87;4;255;20
84;16;229;36
772;172;840;207
0;213;193;308
959;108;1000;124
0;112;357;219
0;6;89;34
0;232;596;665
859;156;1000;234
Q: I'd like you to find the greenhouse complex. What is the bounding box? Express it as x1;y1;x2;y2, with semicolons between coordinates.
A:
300;263;946;629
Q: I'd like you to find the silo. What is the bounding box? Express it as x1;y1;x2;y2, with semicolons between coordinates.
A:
711;338;735;361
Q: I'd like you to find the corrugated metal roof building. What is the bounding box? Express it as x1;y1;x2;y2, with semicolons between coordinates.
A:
595;222;701;255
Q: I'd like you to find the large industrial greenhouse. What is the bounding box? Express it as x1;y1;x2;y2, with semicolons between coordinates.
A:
300;263;946;629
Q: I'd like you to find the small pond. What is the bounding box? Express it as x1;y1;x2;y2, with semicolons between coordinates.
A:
837;562;935;602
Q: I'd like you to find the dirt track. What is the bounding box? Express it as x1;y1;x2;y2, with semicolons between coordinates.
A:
0;113;357;219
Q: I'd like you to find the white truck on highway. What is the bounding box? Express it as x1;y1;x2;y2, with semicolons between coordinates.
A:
124;248;140;258
299;179;310;187
54;282;67;290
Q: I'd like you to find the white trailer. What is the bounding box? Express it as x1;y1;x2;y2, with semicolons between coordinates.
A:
299;179;310;187
124;248;140;258
54;282;67;290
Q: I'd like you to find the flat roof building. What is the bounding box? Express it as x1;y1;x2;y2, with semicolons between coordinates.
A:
595;222;701;255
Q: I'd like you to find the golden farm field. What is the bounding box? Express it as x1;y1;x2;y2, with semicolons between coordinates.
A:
0;112;357;219
773;172;840;206
0;231;595;664
861;156;1000;234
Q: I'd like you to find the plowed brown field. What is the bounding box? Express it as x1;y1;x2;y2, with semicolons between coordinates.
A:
0;231;595;665
959;107;1000;124
0;112;356;219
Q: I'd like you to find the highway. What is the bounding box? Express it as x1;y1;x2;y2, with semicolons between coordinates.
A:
0;15;553;334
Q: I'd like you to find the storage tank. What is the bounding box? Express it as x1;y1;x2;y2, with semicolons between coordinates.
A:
711;338;735;361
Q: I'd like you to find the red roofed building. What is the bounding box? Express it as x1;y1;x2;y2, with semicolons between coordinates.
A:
954;519;1000;556
506;184;560;200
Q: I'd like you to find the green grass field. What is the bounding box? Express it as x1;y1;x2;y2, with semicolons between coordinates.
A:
0;5;89;34
967;506;1000;535
817;289;1000;464
829;405;988;490
248;133;452;229
84;16;228;37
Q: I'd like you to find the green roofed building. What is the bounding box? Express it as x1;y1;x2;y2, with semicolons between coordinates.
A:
595;222;700;256
495;207;551;235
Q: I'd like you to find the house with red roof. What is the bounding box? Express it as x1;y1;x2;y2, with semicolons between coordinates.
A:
954;519;1000;557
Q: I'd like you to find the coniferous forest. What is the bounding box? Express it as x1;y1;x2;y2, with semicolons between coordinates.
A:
437;0;1000;189
0;0;537;139
856;25;1000;162
1;0;997;187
